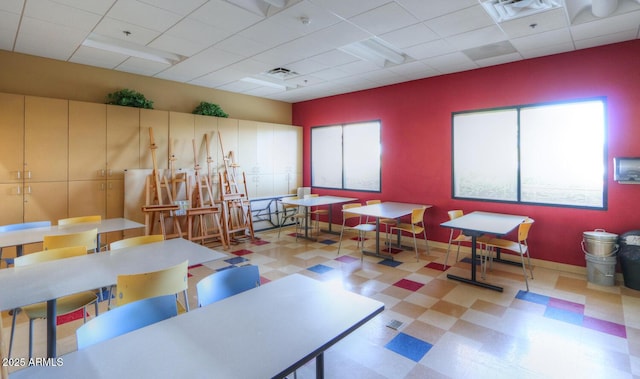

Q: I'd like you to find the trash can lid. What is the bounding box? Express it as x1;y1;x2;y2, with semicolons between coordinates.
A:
583;229;618;242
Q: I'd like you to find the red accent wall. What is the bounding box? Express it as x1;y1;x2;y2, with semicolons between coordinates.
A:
292;40;640;267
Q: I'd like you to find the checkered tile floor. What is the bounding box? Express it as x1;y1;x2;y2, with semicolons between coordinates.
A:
4;226;640;378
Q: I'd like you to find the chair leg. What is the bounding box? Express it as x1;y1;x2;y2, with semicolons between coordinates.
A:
337;224;346;255
444;231;454;268
413;235;418;262
8;309;17;358
28;319;34;359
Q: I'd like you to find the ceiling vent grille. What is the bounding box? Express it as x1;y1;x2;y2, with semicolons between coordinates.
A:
266;67;298;80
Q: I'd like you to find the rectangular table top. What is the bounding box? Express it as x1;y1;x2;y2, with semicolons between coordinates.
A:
10;274;384;379
0;218;144;248
0;238;226;311
440;211;528;236
344;202;432;219
280;195;358;207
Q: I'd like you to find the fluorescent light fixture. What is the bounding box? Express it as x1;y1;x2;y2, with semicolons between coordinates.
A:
241;76;294;90
82;33;184;65
339;38;407;67
226;0;288;16
481;0;562;23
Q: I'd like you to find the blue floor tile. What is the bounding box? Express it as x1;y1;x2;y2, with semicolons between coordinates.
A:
225;256;249;265
516;290;550;305
379;259;402;268
319;239;337;245
308;264;333;274
544;306;584;326
385;333;432;362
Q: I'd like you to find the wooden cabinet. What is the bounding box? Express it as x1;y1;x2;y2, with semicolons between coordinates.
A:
169;112;195;170
0;93;24;185
69;101;106;181
107;105;140;179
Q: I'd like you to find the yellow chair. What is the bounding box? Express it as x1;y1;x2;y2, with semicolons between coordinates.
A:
443;210;473;268
365;200;397;237
388;207;429;261
337;203;376;260
107;234;165;307
43;228;98;253
481;218;535;291
115;260;190;313
308;194;328;234
277;197;306;239
58;215;101;226
8;246;99;359
109;235;164;250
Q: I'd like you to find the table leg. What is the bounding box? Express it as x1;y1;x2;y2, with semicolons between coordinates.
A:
361;218;394;260
46;299;57;358
315;352;324;379
447;235;503;292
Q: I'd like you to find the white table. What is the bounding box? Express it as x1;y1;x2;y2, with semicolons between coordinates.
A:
344;202;432;259
281;196;357;240
0;218;145;255
0;238;227;358
10;274;384;379
440;211;527;292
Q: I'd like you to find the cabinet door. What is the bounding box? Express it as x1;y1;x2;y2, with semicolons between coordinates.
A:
68;180;106;218
107;105;140;179
106;179;124;219
169;112;195;170
0;93;24;183
0;183;24;225
69;101;107;180
140;109;169;170
238;120;274;176
24;181;68;223
24;96;68;182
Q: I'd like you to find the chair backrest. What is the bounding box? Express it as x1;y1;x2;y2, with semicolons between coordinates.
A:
14;246;87;267
116;260;188;307
196;265;260;307
518;218;535;242
410;207;427;225
76;294;177;350
0;221;51;233
448;210;463;221
58;215;101;226
43;228;98;252
110;235;164;250
366;200;381;205
342;203;363;222
281;197;299;210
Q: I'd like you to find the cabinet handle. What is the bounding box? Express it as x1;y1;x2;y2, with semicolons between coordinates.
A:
26;171;32;179
101;183;105;191
108;169;113;177
16;186;21;195
100;169;105;177
16;171;21;179
26;186;31;194
108;182;113;190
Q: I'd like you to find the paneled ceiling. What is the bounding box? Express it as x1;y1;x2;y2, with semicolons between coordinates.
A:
1;0;639;103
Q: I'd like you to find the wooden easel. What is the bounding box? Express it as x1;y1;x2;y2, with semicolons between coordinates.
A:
218;133;255;243
141;128;182;238
186;137;227;248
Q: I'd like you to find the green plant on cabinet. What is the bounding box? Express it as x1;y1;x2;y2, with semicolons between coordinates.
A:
106;89;154;109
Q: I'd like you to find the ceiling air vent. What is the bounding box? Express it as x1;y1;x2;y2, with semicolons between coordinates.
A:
481;0;562;23
266;67;298;80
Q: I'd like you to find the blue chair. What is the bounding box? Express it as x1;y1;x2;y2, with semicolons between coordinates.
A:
196;265;261;307
76;294;178;350
0;221;51;268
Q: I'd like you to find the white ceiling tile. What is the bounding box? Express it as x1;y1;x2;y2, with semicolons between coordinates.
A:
348;2;419;36
499;8;569;39
93;17;160;45
0;0;24;14
147;34;203;57
189;0;263;32
571;10;640;40
47;0;115;14
24;0;102;31
285;58;328;75
422;52;478;74
116;56;169;75
518;41;576;59
306;0;390;19
214;34;271;56
475;52;522;67
425;4;495;38
305;21;369;50
403;39;456;60
511;28;574;51
309;67;352;81
15;17;88;60
379;23;439;49
574;29;639;49
137;0;208;16
446;25;507;50
396;0;478;21
0;10;20;50
106;0;182;32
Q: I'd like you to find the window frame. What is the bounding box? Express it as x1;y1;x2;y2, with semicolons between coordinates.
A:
311;120;382;192
451;97;608;210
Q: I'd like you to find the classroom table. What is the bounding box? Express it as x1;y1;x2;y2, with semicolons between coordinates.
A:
10;274;384;379
440;211;528;292
280;196;357;240
0;238;226;358
344;202;432;259
0;218;145;255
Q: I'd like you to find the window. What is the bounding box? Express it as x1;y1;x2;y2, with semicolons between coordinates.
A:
452;98;606;209
311;121;381;191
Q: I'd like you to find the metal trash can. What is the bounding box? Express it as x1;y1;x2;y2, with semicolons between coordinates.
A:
582;229;618;286
618;230;640;290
